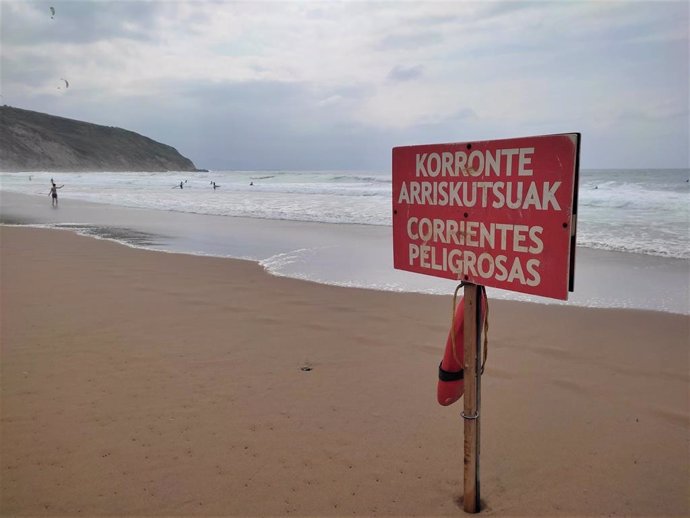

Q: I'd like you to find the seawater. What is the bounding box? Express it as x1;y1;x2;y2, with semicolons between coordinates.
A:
1;169;689;314
2;168;688;259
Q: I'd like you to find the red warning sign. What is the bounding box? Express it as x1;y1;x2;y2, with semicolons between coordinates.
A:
392;133;580;300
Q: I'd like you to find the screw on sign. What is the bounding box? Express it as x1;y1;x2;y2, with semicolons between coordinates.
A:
392;133;581;513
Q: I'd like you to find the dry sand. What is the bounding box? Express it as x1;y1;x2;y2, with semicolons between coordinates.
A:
1;226;688;516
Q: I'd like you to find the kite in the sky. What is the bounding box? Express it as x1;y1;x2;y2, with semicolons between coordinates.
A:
58;78;69;89
50;6;55;19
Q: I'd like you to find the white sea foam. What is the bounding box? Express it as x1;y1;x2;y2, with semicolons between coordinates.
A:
1;168;688;258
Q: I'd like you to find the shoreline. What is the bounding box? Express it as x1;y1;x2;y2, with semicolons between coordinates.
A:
1;225;688;516
1;191;689;315
3;220;689;318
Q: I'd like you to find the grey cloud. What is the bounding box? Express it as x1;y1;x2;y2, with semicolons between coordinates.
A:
3;1;686;171
1;0;165;46
131;80;481;170
68;79;422;169
386;64;424;82
170;79;373;119
475;1;545;21
70;79;371;168
7;71;686;170
322;83;374;101
21;75;481;170
377;31;443;50
1;53;59;86
413;14;461;27
438;108;477;123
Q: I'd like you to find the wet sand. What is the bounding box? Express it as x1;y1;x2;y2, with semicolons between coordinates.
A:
2;190;689;314
1;225;688;516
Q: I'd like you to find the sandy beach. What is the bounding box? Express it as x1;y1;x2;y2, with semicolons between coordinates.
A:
1;225;688;516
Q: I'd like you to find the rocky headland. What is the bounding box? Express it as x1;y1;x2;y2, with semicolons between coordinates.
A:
0;106;200;172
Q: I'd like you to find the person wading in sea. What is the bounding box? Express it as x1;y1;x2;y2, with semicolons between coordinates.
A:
49;182;64;206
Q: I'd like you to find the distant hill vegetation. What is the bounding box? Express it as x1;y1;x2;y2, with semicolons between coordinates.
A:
0;106;200;172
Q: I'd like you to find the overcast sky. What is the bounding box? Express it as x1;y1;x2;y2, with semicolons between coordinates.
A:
1;0;687;170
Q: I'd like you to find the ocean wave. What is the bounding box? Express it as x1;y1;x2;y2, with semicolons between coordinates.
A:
331;174;391;184
577;237;689;259
2;169;689;261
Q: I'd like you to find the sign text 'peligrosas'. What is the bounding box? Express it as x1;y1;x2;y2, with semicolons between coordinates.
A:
392;133;580;300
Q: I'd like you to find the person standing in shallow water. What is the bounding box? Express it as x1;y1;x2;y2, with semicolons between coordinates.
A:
49;182;63;206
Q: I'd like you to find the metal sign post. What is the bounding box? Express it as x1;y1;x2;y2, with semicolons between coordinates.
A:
462;283;481;513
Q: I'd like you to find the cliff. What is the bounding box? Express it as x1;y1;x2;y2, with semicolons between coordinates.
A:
0;106;199;172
